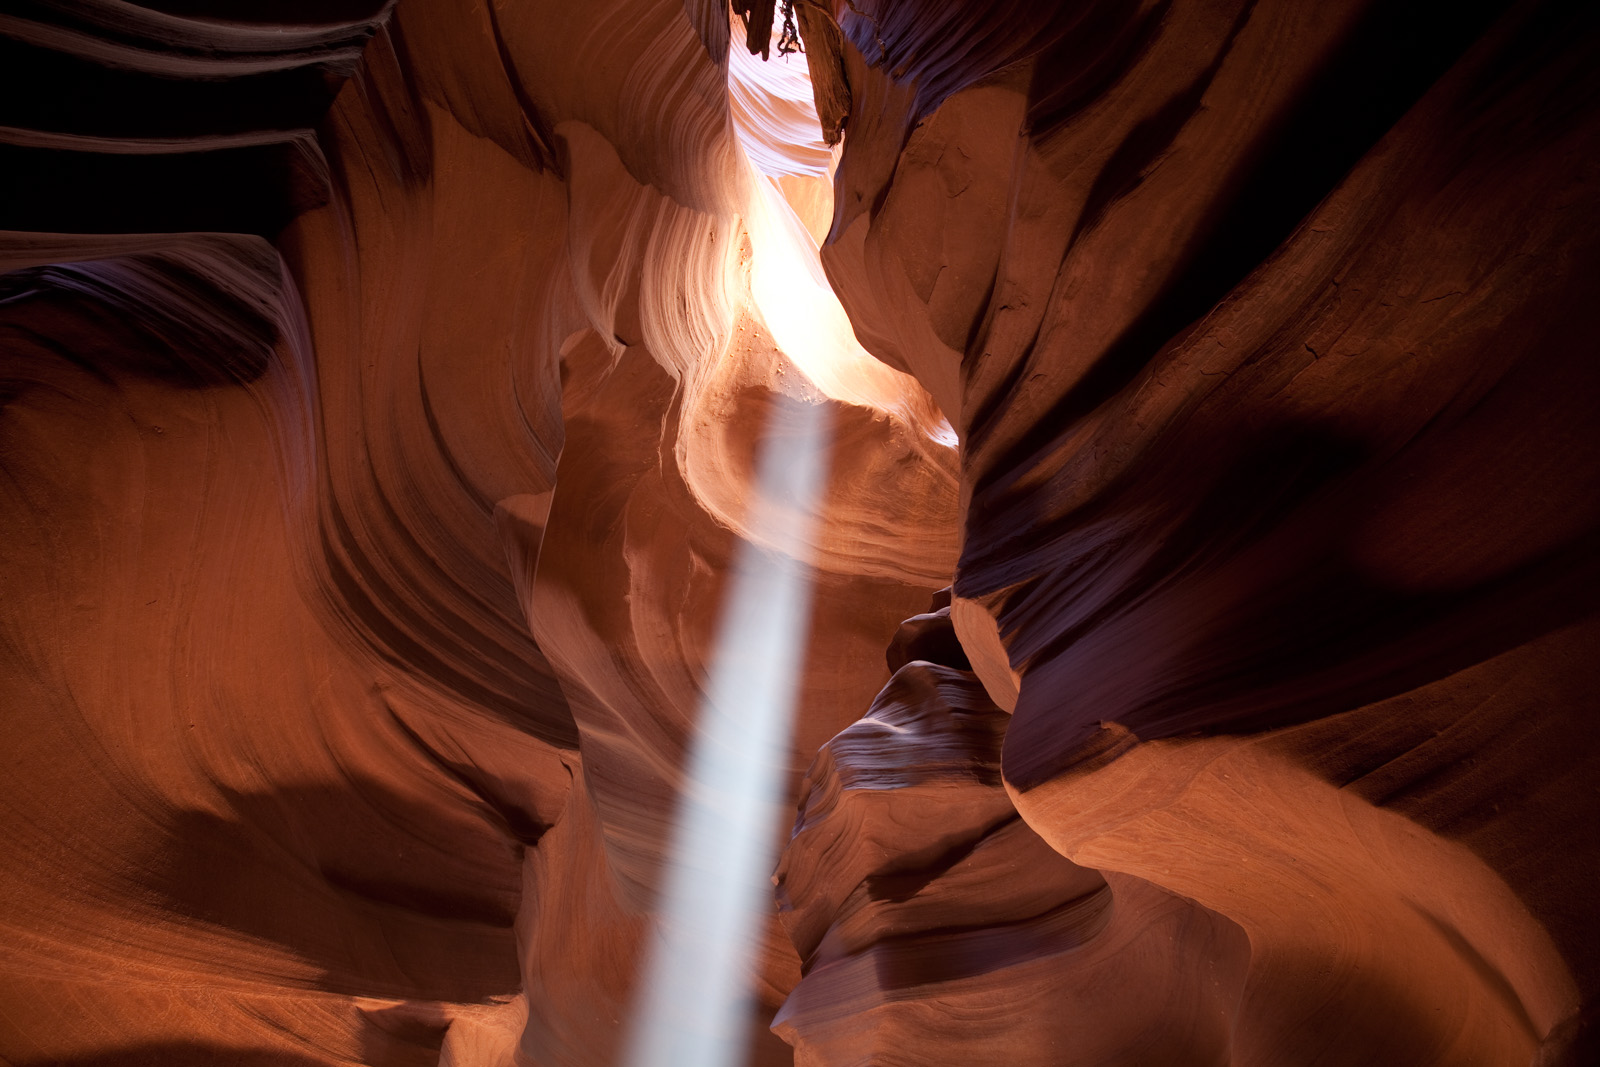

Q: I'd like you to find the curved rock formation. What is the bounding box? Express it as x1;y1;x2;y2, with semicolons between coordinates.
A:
3;0;950;1062
1;0;1597;1064
774;613;1249;1066
795;0;1600;1063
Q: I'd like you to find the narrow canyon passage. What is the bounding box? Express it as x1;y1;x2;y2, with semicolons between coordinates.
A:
1;1;1597;1066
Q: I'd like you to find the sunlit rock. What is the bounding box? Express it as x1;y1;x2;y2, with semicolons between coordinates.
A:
1;0;1596;1064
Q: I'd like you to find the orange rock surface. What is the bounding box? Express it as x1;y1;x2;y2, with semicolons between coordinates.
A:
2;0;1596;1064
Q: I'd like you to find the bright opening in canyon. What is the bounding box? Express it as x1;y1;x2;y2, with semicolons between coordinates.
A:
625;17;847;1065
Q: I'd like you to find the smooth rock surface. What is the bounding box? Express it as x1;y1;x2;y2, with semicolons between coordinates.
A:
2;0;1597;1064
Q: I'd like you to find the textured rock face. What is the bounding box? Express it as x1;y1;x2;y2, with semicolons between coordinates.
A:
793;0;1600;1064
2;1;1598;1067
2;1;950;1063
773;612;1249;1066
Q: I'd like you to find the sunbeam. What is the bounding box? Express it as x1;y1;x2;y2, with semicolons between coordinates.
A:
621;12;842;1065
621;393;831;1067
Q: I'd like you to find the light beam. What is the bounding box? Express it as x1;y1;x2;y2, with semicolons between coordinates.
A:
621;395;831;1067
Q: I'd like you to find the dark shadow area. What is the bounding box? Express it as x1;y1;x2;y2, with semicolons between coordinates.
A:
885;597;971;674
968;0;1517;475
1050;0;1513;420
0;139;328;237
357;1002;454;1067
0;36;350;141
1026;0;1173;138
142;778;528;1004
0;0;384;237
0;248;281;386
1535;1013;1600;1067
1063;0;1256;249
1001;417;1600;788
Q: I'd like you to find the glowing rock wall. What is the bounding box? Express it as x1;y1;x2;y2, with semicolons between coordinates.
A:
2;0;1597;1065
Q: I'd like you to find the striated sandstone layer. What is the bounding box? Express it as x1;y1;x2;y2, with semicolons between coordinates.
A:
2;0;953;1063
2;0;1598;1065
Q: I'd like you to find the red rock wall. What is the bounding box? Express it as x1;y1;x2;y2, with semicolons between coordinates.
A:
782;0;1600;1063
2;0;949;1062
2;0;1597;1064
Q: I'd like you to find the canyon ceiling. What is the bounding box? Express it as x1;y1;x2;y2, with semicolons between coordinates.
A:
2;0;1598;1065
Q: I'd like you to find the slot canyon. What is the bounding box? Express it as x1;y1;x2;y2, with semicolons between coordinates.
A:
1;0;1597;1063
